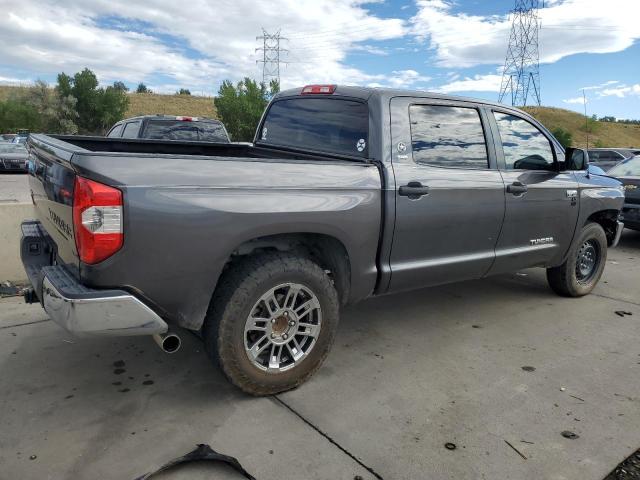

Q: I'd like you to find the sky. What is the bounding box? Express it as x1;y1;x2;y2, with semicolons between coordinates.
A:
0;0;639;119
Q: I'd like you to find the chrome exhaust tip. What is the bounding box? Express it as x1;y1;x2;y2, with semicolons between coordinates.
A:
153;332;181;354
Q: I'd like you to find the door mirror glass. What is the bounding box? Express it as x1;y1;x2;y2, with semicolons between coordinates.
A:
565;147;589;170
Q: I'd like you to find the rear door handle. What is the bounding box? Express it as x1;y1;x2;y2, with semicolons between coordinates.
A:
399;181;430;199
507;181;527;195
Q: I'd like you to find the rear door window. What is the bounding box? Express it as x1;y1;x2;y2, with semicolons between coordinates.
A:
259;98;369;157
409;105;489;168
121;121;142;139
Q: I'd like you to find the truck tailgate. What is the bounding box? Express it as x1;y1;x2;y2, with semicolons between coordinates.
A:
28;136;80;275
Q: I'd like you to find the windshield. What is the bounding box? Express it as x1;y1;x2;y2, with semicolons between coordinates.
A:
259;97;369;158
607;156;640;177
142;119;229;142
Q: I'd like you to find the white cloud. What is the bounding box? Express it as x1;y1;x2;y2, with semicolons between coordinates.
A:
388;69;432;88
436;72;502;93
563;96;587;104
0;0;407;93
582;80;619;91
599;84;640;98
0;75;33;85
410;0;640;68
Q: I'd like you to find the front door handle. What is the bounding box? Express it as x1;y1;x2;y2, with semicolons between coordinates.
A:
507;181;528;195
399;181;430;199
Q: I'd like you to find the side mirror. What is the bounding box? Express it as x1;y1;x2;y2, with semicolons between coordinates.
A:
565;147;589;171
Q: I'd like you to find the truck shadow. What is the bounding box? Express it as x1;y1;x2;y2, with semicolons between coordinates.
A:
618;228;640;249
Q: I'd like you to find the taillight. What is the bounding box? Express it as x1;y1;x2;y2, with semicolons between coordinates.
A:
73;176;123;264
301;84;336;95
176;116;196;121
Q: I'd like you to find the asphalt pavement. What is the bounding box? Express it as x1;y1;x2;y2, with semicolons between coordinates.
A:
1;230;639;479
0;173;30;203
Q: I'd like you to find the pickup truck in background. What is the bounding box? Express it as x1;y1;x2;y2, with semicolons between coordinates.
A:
22;85;624;395
107;114;230;143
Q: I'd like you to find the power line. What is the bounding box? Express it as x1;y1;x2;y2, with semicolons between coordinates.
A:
498;0;541;107
256;29;288;85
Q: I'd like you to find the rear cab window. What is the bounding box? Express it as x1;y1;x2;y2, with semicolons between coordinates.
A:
141;119;229;142
258;97;369;158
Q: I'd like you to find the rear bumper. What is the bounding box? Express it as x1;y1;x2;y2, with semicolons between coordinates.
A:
21;220;168;337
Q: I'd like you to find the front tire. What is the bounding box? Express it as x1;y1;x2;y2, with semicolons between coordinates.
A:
546;222;608;297
203;252;339;396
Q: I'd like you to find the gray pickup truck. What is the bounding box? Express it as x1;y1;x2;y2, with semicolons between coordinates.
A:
21;85;624;395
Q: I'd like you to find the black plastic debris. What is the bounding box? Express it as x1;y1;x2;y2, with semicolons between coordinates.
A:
561;431;579;440
134;444;256;480
521;366;536;372
615;311;633;317
604;447;640;480
444;442;457;450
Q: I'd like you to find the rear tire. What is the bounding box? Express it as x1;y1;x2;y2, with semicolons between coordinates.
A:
546;222;607;297
203;252;339;396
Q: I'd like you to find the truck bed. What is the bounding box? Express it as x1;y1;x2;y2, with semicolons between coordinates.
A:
27;134;383;330
50;134;372;163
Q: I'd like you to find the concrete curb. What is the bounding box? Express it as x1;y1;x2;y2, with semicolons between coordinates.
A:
0;202;33;282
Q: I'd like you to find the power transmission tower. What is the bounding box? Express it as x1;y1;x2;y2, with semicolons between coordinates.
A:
256;29;287;85
498;0;541;106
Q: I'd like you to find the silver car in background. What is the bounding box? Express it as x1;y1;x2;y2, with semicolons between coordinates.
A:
0;142;28;172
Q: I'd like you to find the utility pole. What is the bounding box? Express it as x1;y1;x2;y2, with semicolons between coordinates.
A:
256;29;287;85
582;89;589;149
498;0;542;106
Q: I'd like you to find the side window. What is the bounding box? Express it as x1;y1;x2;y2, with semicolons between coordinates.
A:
409;105;488;168
493;112;555;170
107;123;124;138
121;121;141;139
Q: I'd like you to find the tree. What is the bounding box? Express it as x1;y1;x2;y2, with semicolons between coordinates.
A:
552;127;572;148
214;78;279;141
96;84;129;133
113;81;129;92
0;98;40;133
55;68;129;134
136;83;151;94
28;80;78;134
0;80;78;134
177;88;191;95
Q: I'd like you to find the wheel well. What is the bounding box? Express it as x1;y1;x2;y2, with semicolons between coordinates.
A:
586;210;619;246
223;233;351;305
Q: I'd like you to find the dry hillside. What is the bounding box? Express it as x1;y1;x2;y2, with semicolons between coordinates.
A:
2;85;639;147
523;106;640;149
0;86;217;118
125;93;217;118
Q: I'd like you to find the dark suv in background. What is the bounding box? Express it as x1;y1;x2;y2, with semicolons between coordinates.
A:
107;115;230;143
588;148;638;171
